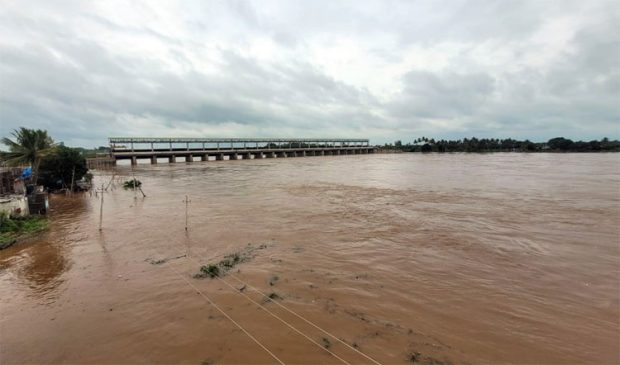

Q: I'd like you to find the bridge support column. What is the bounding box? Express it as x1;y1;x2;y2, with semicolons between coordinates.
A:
131;156;137;166
169;155;176;163
216;154;224;161
201;155;208;161
188;154;193;163
266;152;275;158
255;153;264;159
230;153;238;160
301;151;306;157
151;156;157;164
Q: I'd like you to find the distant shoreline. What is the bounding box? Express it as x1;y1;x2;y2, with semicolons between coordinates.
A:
377;149;620;153
380;137;620;153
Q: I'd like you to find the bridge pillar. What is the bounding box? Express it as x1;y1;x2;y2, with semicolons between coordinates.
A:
151;156;157;164
131;156;137;166
201;155;208;161
188;154;193;163
266;152;275;158
255;153;264;159
230;153;238;160
320;150;325;156
290;151;297;157
301;151;306;157
216;154;224;161
169;155;176;163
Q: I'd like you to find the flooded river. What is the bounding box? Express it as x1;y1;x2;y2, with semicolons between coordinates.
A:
1;153;619;364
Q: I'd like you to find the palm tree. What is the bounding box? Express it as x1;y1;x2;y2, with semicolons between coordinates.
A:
1;127;55;183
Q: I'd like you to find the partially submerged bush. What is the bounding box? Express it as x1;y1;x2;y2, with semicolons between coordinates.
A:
199;264;220;278
123;179;142;189
194;244;267;279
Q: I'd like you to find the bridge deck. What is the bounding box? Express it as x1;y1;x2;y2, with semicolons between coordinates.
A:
107;137;375;165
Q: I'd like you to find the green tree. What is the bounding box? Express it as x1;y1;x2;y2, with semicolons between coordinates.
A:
1;127;55;182
38;145;88;190
547;137;574;151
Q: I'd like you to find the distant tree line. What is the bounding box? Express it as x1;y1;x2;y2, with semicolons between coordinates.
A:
382;137;620;153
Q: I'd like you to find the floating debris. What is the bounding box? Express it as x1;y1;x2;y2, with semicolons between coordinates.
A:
146;254;186;265
268;275;279;286
322;337;331;349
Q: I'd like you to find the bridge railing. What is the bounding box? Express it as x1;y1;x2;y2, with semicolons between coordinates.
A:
109;137;370;151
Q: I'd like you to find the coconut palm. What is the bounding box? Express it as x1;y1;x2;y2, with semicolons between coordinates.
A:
1;127;55;182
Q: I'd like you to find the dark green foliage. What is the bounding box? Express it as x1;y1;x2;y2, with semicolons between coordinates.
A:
267;292;281;300
199;264;220;278
194;244;269;279
123;179;142;189
38;145;88;190
382;137;620;153
1;127;55;182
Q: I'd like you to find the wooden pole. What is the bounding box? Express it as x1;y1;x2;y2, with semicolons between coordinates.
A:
131;166;137;200
69;166;75;195
99;183;104;231
184;195;190;231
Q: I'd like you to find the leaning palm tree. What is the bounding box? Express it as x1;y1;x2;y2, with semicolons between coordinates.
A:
1;127;56;183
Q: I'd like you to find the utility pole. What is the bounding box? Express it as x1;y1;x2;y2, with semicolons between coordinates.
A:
98;183;105;231
183;195;191;231
69;166;75;195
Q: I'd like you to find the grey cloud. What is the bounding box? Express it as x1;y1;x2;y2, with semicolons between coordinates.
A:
0;0;618;146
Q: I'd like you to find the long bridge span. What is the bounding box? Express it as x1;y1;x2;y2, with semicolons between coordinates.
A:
106;137;375;165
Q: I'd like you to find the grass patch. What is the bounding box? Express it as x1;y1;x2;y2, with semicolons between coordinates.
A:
0;215;49;249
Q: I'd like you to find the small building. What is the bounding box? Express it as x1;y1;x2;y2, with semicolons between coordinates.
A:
0;167;49;217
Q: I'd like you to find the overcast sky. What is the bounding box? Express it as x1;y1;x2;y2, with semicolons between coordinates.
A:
1;0;618;147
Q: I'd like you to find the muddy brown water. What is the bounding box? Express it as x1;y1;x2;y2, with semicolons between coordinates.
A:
1;153;619;364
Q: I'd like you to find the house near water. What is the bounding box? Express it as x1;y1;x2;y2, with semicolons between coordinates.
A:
0;167;48;217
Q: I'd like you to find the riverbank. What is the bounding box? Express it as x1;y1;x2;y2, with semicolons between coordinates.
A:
0;215;48;249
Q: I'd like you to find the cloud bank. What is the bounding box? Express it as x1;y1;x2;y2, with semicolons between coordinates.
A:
1;0;618;146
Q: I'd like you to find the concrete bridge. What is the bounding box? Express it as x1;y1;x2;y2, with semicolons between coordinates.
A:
109;137;375;165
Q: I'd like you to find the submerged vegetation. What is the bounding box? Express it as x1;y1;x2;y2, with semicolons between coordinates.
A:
195;243;267;279
0;213;48;249
383;137;620;153
123;179;142;189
